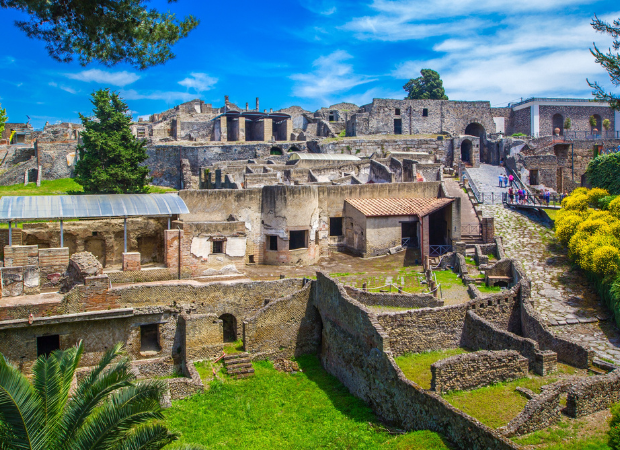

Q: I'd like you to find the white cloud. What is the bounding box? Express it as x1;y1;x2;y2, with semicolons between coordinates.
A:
291;51;377;103
387;10;620;105
120;89;196;103
48;81;77;94
299;0;337;16
65;69;140;86
178;73;218;92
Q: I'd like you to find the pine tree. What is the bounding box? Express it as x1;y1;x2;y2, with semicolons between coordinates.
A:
403;69;449;100
0;0;198;69
74;89;151;194
588;15;620;110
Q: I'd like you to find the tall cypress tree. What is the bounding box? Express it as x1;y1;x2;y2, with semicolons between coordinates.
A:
75;89;151;194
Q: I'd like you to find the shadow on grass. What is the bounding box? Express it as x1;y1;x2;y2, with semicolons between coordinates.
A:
295;353;455;449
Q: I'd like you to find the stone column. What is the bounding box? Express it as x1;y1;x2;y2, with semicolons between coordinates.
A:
263;118;272;142
238;118;246;142
219;116;227;142
481;215;495;243
286;119;293;141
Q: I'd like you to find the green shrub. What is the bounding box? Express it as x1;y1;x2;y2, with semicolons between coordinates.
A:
600;195;619;210
609;402;620;449
587;152;620;195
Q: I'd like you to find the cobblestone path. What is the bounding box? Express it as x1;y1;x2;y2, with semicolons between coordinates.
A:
484;204;620;363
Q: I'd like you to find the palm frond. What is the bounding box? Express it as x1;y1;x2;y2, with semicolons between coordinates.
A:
0;354;45;450
113;424;178;450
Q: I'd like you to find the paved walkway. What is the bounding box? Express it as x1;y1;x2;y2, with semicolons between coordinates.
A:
467;164;510;203
485;204;620;363
443;177;479;228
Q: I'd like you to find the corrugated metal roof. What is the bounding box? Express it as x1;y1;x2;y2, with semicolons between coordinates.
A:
345;197;453;217
288;153;361;161
0;194;189;221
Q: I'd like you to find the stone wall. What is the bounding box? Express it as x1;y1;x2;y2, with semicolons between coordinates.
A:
431;350;528;393
314;273;518;450
243;281;321;359
566;370;620;418
344;286;444;308
317;137;447;160
520;297;594;368
36;141;77;180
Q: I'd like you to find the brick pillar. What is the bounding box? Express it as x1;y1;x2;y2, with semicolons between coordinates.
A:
219;116;227;142
481;215;495;244
421;215;430;261
263;118;272;142
164;230;183;269
238;117;246;142
122;252;141;271
286;119;293;141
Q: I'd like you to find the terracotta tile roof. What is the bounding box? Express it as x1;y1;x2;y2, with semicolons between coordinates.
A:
345;197;454;217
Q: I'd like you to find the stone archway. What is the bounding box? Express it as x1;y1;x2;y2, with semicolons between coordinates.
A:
461;140;472;164
270;147;283;156
465;123;486;162
552;113;564;135
219;314;237;343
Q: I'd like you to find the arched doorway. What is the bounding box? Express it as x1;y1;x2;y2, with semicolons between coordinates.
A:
219;314;237;343
270;147;283;156
465;123;486;162
591;114;602;133
552;114;564;135
461;140;472;164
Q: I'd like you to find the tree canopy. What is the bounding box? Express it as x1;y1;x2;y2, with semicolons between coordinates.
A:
0;0;199;69
588;15;620;110
74;89;151;194
403;69;448;100
0;341;204;450
0;104;6;137
586;152;620;195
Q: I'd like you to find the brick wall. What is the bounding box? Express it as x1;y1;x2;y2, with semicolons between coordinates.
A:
4;245;38;267
122;252;141;271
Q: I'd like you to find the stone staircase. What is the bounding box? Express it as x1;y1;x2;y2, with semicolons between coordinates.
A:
223;352;255;379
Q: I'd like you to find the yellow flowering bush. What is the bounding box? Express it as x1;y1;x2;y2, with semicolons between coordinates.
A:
587;188;610;206
561;194;589;211
576;219;613;236
591;246;620;277
580;234;620;272
555;212;586;245
610;196;620;219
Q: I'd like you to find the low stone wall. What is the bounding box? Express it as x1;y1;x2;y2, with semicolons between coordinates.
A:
499;379;574;437
566;370;620;418
167;359;204;401
344;286;444;309
463;310;557;375
431;350;528;394
131;356;176;378
315;274;519;450
243;282;321;360
107;268;178;284
520;298;594;368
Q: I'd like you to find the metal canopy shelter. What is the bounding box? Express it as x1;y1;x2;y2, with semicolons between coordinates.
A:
0;193;189;252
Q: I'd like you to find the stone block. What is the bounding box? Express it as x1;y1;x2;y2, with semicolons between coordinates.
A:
122;252;141;272
1;266;23;297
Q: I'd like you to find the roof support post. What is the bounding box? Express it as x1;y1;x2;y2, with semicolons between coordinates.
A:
168;216;171;230
60;220;64;247
124;217;127;253
8;221;12;246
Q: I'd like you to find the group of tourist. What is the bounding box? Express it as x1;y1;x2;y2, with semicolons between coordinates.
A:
508;187;530;204
498;173;514;188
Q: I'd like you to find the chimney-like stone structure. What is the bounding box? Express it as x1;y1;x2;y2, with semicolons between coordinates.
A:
256;97;260;111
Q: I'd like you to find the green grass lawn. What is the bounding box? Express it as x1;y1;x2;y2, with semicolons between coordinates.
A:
165;355;453;449
477;284;503;294
545;209;559;222
395;349;469;389
432;269;462;290
513;414;610;449
0;178;176;196
442;364;579;429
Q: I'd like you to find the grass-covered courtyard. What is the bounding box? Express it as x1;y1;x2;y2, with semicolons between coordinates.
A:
0;177;176;196
164;355;453;449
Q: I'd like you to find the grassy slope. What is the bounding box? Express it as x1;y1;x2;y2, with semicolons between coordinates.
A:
0;178;176;196
395;349;468;390
165;355;453;450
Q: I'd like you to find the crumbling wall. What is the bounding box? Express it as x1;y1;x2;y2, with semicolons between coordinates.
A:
315;273;518;450
566;370;620;418
243;281;321;359
431;350;528;393
344;286;443;308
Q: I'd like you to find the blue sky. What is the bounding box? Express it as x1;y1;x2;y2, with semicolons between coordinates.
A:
0;0;619;128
